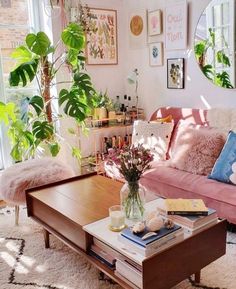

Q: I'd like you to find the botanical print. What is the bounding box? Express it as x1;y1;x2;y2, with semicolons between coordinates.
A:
149;42;163;66
148;10;162;36
86;8;117;65
167;58;184;89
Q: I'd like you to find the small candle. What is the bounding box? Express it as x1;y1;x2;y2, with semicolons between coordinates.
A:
109;205;125;232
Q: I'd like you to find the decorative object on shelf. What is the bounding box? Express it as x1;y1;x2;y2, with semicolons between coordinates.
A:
194;0;234;89
164;219;175;229
167;58;185;89
148;9;162;36
132;221;145;234
165;0;188;50
109;144;153;221
127;68;139;117
86;8;118;65
109;205;126;232
146;215;163;231
149;42;163;66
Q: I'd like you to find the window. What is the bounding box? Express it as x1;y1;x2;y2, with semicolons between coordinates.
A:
206;0;235;85
0;0;39;168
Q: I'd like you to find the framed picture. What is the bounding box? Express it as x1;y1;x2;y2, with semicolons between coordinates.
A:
148;9;162;36
167;58;184;89
165;0;188;50
149;42;163;66
129;10;147;49
86;8;118;65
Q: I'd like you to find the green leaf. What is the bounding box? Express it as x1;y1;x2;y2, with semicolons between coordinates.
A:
202;64;214;80
59;89;88;121
194;42;206;57
73;72;96;99
61;23;85;50
32;121;54;140
216;71;233;88
67;48;79;67
26;32;51;56
72;147;81;161
9;59;38;87
29;95;44;116
49;142;60;156
0;102;16;125
11;46;33;64
216;50;231;67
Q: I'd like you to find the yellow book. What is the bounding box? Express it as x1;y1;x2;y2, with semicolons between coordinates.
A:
164;199;208;216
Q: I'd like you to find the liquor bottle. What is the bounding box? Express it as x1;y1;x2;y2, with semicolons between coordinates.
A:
114;95;120;112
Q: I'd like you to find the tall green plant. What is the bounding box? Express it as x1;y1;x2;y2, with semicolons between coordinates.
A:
2;22;96;162
195;28;233;88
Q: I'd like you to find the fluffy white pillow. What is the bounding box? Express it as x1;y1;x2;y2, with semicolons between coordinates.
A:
132;121;174;161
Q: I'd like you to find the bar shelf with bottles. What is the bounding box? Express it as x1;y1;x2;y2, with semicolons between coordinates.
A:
85;94;144;129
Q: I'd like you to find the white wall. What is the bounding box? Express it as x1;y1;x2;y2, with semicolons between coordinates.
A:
124;0;236;119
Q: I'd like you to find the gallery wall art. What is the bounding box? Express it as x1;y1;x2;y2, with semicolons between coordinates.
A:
86;8;118;65
167;58;184;89
128;10;147;49
165;0;188;50
148;9;162;36
149;42;163;66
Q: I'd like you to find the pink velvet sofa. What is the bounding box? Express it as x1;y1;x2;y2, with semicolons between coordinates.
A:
141;107;236;224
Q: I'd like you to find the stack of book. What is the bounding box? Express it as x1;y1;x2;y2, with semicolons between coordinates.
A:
89;238;120;269
118;224;184;257
156;198;218;235
115;256;142;289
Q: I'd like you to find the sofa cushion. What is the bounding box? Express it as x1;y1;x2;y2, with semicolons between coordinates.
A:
208;131;236;184
132;121;174;161
141;166;236;223
169;122;226;175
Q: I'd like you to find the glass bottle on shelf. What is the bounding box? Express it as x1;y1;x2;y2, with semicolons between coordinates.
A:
114;95;120;113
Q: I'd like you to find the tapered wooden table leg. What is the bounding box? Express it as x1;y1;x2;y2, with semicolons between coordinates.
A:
194;271;201;283
43;229;50;248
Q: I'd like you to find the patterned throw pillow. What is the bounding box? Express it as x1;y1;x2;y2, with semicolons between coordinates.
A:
132;121;174;161
208;131;236;184
169;122;226;175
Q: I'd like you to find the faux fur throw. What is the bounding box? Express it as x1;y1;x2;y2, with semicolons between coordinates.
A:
0;158;75;205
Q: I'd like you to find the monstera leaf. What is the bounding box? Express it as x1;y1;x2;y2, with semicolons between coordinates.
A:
61;23;85;50
216;71;233;88
11;46;34;65
0;102;16;125
217;50;231;67
202;64;214;80
32;121;54;140
26;32;51;56
9;59;38;87
29;95;44;116
59;89;88;121
73;72;96;99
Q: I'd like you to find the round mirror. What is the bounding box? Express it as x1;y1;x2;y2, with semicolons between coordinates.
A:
194;0;235;89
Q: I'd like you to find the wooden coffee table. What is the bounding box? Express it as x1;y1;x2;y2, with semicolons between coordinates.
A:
26;173;227;289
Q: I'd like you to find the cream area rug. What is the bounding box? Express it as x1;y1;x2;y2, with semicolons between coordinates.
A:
0;208;235;289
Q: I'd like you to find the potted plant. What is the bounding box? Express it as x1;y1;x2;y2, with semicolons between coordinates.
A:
0;21;96;163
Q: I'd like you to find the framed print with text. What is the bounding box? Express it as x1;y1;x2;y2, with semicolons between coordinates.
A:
86;8;118;65
167;58;184;89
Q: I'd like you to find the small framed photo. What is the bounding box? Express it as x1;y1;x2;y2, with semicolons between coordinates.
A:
148;9;162;36
149;42;163;66
167;58;184;89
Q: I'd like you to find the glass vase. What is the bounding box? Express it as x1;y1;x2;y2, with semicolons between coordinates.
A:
120;181;146;221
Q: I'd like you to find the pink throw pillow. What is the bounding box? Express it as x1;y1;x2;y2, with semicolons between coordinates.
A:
170;122;226;175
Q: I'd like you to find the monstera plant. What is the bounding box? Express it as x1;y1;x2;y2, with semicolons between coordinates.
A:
0;22;96;162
